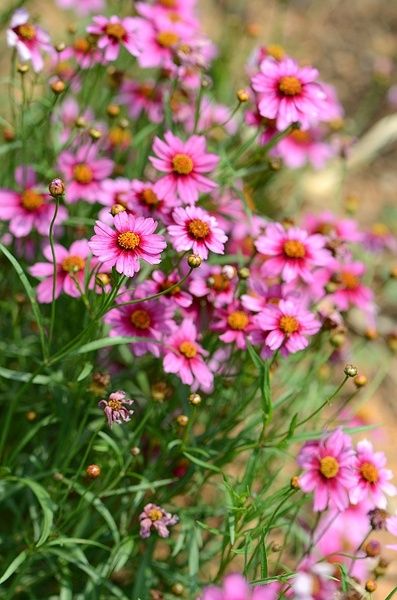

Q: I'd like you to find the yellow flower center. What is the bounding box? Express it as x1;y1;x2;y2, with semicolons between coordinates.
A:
73;37;91;53
340;271;359;290
279;315;299;334
371;223;389;237
208;274;229;292
360;462;379;484
148;508;163;521
156;31;180;48
172;153;194;175
130;309;151;329
319;456;340;479
290;130;311;144
188;219;209;239
266;44;285;61
283;240;306;258
278;75;302;96
61;255;85;273
16;23;36;40
179;341;197;358
108;126;131;147
117;231;141;250
108;398;123;410
141;188;159;206
73;163;94;184
105;22;126;40
159;0;177;7
21;189;44;211
227;311;249;331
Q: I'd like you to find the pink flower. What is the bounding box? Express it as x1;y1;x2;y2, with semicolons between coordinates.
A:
89;212;166;278
255;223;331;283
0;166;67;237
298;429;356;512
149;131;219;204
58;145;113;204
200;574;279;600
29;240;90;303
292;559;337;600
130;180;177;220
168;206;227;259
271;127;336;170
350;439;396;509
386;513;397;550
189;264;237;308
56;0;105;16
150;270;192;308
105;297;173;357
163;319;213;392
327;261;374;312
212;302;254;349
139;503;178;539
302;211;362;244
97;177;133;208
7;9;52;72
118;79;164;123
253;300;321;356
98;390;134;427
87;15;142;62
251;57;331;130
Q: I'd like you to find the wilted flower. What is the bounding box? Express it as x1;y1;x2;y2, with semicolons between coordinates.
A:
98;390;134;427
139;503;178;539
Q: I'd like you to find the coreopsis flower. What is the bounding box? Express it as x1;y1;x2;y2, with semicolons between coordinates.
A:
150;270;193;308
200;574;280;600
255;223;331;283
53;97;94;145
212;302;254;349
97;177;133;208
168;206;227;259
163;319;213;392
105;297;173;357
7;9;52;72
270;127;336;170
251;57;332;130
298;428;356;512
130;180;177;220
292;559;338;600
56;0;105;16
302;211;362;243
363;223;397;253
0;166;67;237
58;145;113;204
149;131;219;203
139;503;179;539
86;15;143;62
98;390;134;427
350;439;396;509
29;240;90;303
59;36;103;70
189;264;237;308
89;212;166;277
118;79;164;123
326;261;374;312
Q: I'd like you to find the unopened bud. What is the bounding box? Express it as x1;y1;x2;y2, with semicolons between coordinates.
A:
364;540;381;557
55;42;66;53
49;178;65;197
3;127;15;142
187;254;202;268
176;415;188;427
344;364;358;378
130;446;140;456
390;265;397;279
354;374;367;388
89;128;102;141
151;381;171;402
51;79;65;94
107;104;120;118
119;118;129;129
222;265;236;280
110;203;126;216
238;267;250;280
365;328;378;340
290;475;300;490
189;393;202;406
271;541;282;552
369;508;389;530
96;273;111;287
26;410;37;422
86;464;101;479
365;580;376;593
17;64;29;74
75;116;87;128
330;332;346;348
237;89;249;103
171;583;184;596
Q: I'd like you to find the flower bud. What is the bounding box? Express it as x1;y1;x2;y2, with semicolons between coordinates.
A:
107;104;120;118
26;410;37;422
187;254;202;268
354;374;367;388
330;331;346;348
365;580;376;593
189;393;202;406
171;583;184;596
237;88;249;103
75;116;87;128
365;328;378;340
151;381;172;402
238;267;250;280
3;127;15;142
89;128;102;141
130;446;140;456
110;203;127;216
364;540;381;557
290;475;300;490
55;42;66;52
176;415;188;427
17;64;29;74
86;464;101;479
96;273;111;287
49;178;65;197
344;364;358;378
51;79;65;94
390;265;397;279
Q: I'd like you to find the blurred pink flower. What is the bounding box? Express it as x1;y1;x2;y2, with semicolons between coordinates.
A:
56;0;105;16
7;9;52;72
58;144;113;204
87;15;143;62
350;439;396;509
200;573;279;600
118;79;164;123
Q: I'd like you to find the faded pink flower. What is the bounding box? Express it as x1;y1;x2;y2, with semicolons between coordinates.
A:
298;429;356;512
200;574;280;600
350;439;396;509
139;503;178;539
87;15;143;62
7;9;52;72
89;212;166;277
56;0;105;16
271;127;336;170
58;145;113;204
118;79;164;123
150;131;219;204
98;390;134;427
168;206;227;259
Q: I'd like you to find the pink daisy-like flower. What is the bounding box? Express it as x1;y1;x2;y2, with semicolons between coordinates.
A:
139;503;179;539
212;302;254;350
251;57;331;130
168;206;227;260
200;573;280;600
255;223;331;283
130;180;177;220
7;9;52;73
0;166;67;237
163;319;213;392
302;211;362;244
327;261;374;312
98;390;134;428
29;240;90;303
350;439;396;509
254;300;321;356
298;428;356;512
87;15;142;62
89;212;166;278
58;145;113;204
149;131;219;204
150;270;192;308
271;127;336;170
105;297;173;357
292;559;337;600
189;264;237;308
118;79;164;123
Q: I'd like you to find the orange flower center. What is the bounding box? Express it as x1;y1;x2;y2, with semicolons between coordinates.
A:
159;0;177;7
266;44;285;61
290;130;311;144
105;22;126;40
117;231;141;250
130;309;151;329
108;126;131;147
61;255;85;273
319;456;340;479
16;23;36;40
141;188;159;206
340;271;359;290
188;219;209;239
360;462;379;484
73;37;91;53
139;84;156;99
160;281;180;295
21;189;44;211
371;223;389;237
279;315;299;334
156;31;180;48
172;153;194;175
278;76;302;96
148;508;163;521
179;341;197;358
208;274;229;292
283;240;306;258
108;398;123;410
73;163;94;184
227;311;249;331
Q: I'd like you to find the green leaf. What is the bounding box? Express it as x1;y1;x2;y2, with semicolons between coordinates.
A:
76;362;93;382
74;336;156;354
386;587;397;600
188;526;201;576
183;451;220;473
0;550;28;584
18;477;55;546
0;366;51;385
247;343;272;423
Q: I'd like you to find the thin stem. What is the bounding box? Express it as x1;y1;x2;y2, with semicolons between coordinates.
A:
48;196;61;350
